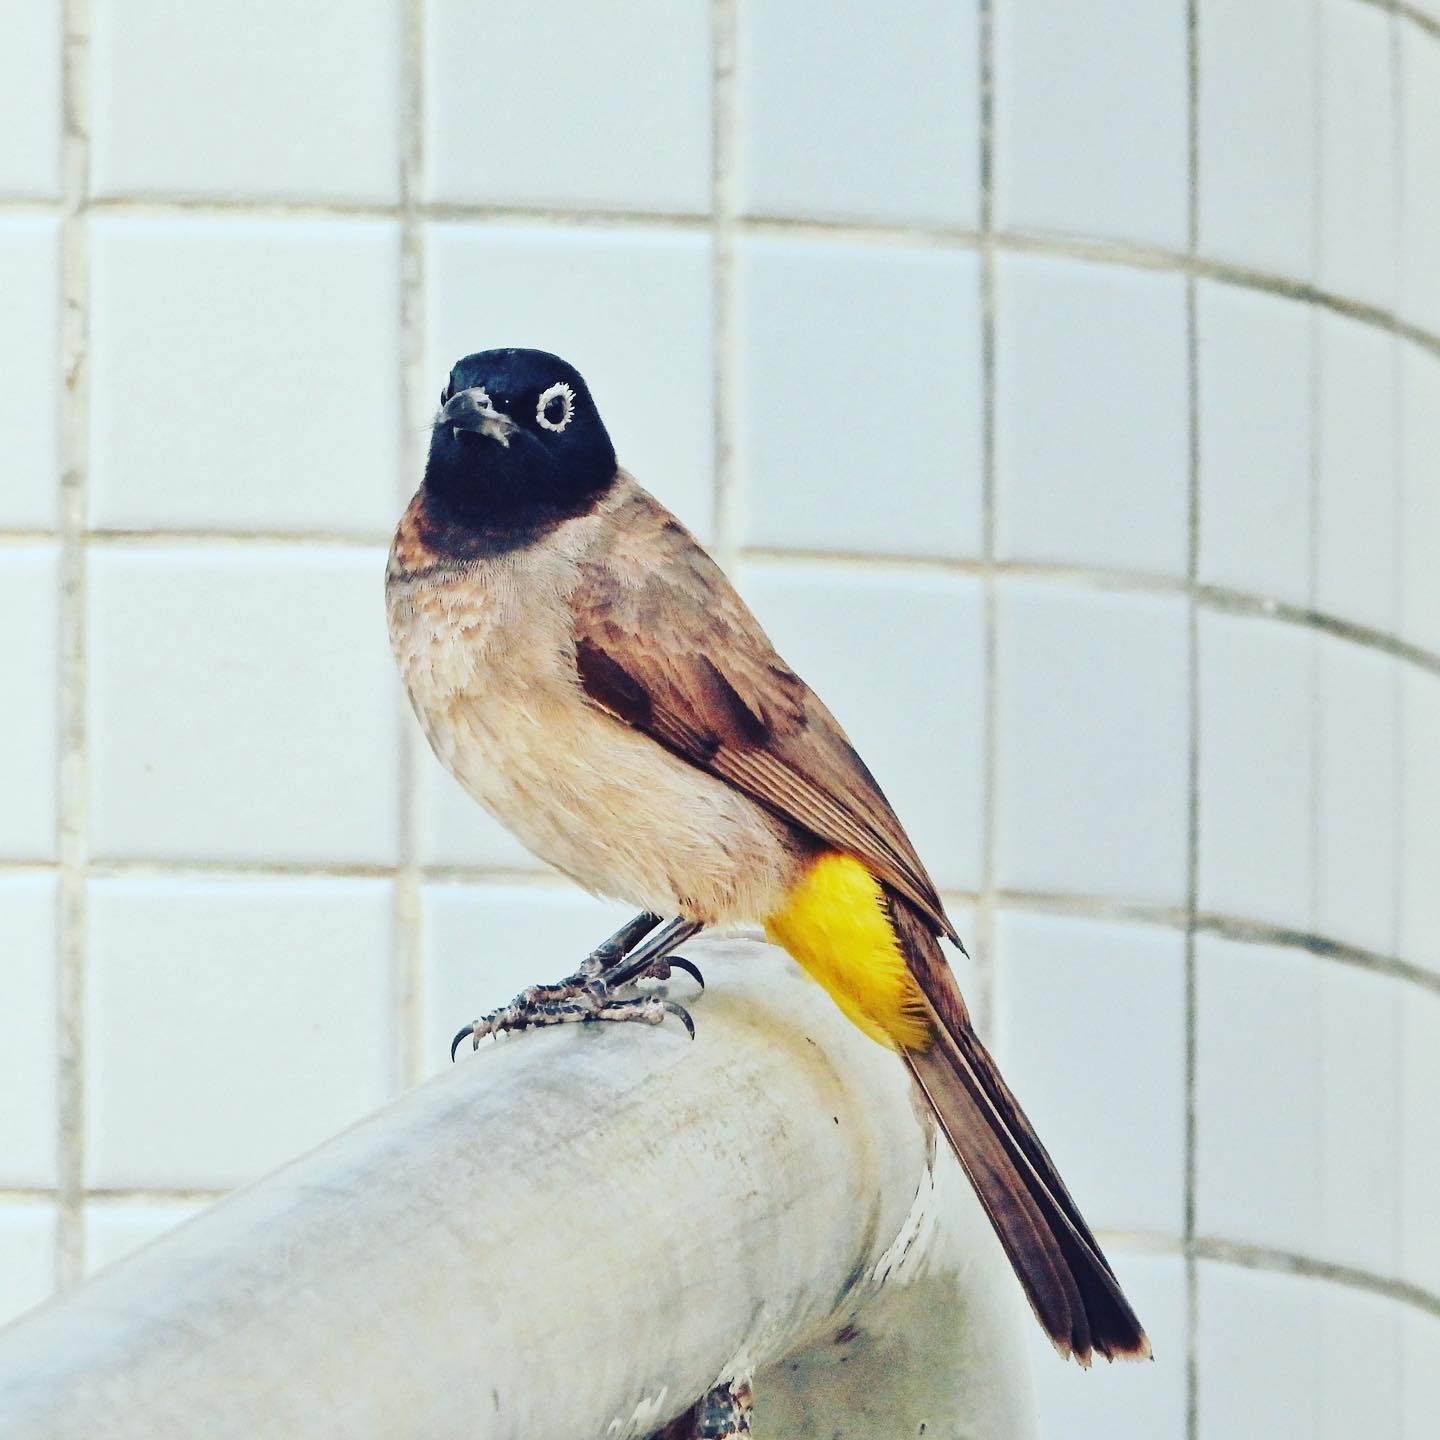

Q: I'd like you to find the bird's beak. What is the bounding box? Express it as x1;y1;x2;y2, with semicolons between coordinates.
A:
440;388;518;447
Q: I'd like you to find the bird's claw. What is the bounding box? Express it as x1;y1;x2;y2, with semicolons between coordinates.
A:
659;998;696;1040
664;956;705;990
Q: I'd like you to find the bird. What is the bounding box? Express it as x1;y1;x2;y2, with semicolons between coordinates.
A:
386;346;1149;1366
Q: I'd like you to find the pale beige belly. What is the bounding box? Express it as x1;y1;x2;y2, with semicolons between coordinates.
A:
421;691;799;924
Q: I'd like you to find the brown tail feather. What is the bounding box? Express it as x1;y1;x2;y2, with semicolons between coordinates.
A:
891;898;1150;1364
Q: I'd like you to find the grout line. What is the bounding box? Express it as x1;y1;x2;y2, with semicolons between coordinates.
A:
975;0;998;1035
1397;0;1440;41
391;0;427;1094
79;528;387;548
1183;3;1202;1426
7;527;1440;685
709;0;740;571
5;194;1438;356
1191;1236;1440;1321
54;0;93;1292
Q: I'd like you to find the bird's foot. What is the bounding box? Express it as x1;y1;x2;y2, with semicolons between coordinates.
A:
450;911;705;1060
451;988;695;1058
654;1381;753;1440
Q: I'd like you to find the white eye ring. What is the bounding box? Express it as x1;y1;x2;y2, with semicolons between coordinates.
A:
535;381;576;433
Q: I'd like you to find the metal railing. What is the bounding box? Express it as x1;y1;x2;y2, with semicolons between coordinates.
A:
0;938;1035;1439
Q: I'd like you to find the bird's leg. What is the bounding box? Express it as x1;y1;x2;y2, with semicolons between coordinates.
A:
653;1381;753;1440
451;914;706;1058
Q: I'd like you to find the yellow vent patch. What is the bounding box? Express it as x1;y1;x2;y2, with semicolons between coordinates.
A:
764;852;931;1050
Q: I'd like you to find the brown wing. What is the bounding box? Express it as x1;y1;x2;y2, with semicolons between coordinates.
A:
570;483;958;942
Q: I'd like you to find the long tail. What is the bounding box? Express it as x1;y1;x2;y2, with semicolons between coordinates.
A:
890;898;1150;1365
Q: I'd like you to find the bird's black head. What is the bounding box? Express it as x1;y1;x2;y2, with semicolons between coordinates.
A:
422;348;617;546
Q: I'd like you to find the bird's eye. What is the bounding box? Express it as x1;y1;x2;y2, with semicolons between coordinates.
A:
536;381;576;433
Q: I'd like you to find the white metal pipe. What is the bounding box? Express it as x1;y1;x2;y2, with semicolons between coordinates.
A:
0;938;1036;1439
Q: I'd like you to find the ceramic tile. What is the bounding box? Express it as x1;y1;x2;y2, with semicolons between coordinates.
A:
87;546;399;864
994;0;1188;247
89;219;401;537
1195;935;1322;1255
91;0;400;202
736;238;983;559
0;1204;57;1328
1399;24;1440;336
1197;611;1316;932
0;219;60;529
994;582;1190;903
1196;1262;1322;1440
0;546;58;861
0;0;61;198
0;875;57;1188
86;878;394;1189
1198;0;1319;280
1196;282;1314;607
994;255;1189;577
1400;667;1440;975
426;0;710;213
736;0;981;226
1315;311;1401;636
1317;0;1400;310
1400;987;1440;1296
1400;342;1440;656
84;1201;208;1276
1314;636;1400;955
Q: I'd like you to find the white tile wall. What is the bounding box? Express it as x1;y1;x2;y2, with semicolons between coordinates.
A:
1403;1307;1440;1440
1198;0;1318;281
1318;0;1401;311
1315;309;1401;636
1197;935;1408;1277
1197;611;1315;934
425;0;712;215
735;0;981;227
992;911;1187;1236
1197;1263;1411;1440
0;875;57;1188
85;878;394;1189
90;0;401;203
0;0;61;199
1196;281;1314;608
1401;341;1440;656
1400;667;1440;975
994;582;1190;903
87;546;399;864
0;219;60;530
735;239;984;558
1401;988;1440;1298
1400;25;1440;337
1314;635;1401;956
89;219;403;537
0;545;59;860
994;255;1190;576
0;1205;58;1329
1196;936;1324;1257
0;4;1434;1429
994;0;1189;248
84;1201;207;1277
